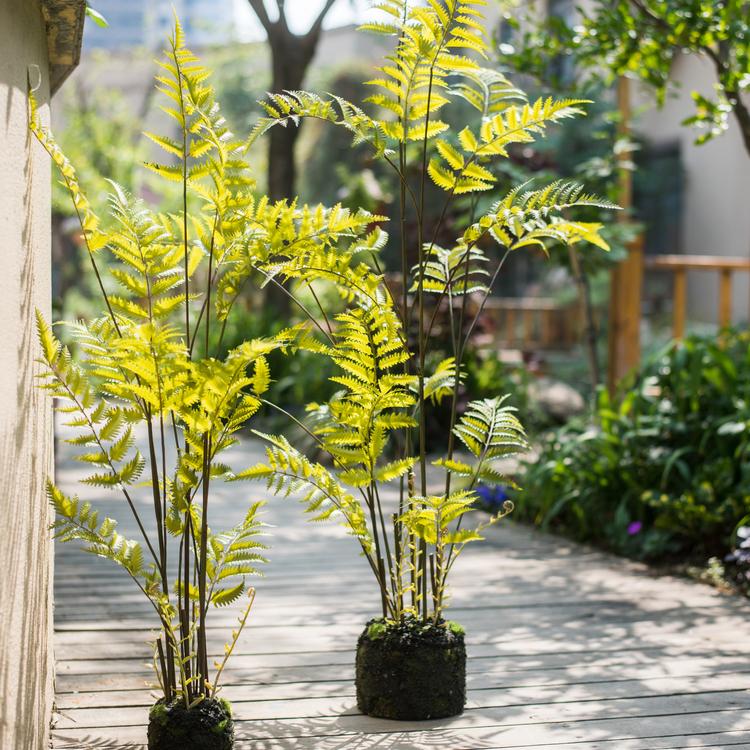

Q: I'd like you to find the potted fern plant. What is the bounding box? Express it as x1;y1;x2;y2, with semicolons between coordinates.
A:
229;0;615;721
30;24;291;749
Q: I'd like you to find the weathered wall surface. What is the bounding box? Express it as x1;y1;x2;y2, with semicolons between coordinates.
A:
0;1;54;749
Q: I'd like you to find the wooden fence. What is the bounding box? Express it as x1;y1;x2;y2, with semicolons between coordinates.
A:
481;297;579;349
384;255;750;365
606;250;750;392
482;254;750;365
644;254;750;339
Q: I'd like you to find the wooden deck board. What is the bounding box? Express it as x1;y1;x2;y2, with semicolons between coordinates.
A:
51;434;750;748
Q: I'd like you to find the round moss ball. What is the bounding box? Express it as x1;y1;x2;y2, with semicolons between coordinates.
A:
148;696;234;750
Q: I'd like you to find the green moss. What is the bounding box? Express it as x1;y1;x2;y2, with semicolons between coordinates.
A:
447;620;465;636
212;718;228;735
149;702;168;726
366;621;388;640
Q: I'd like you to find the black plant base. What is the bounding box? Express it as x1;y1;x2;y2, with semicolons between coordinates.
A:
148;697;234;750
355;618;466;720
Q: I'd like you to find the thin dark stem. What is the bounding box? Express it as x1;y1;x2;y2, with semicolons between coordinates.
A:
429;553;437;616
443;245;473;499
181;514;192;698
305;280;333;336
365;484;388;617
198;434;211;689
200;211;218;358
372;481;394;601
173;42;191;352
461;249;512;354
370;251;407;333
256;269;335;345
377;556;389;618
189;296;208;355
384;152;422;216
413;69;438;619
392;512;403;617
156;639;171;702
398;142;409;351
87;254;122;337
146;416;166;578
440;194;480;499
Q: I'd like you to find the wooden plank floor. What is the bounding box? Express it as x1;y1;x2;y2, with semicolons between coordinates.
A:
51;433;750;749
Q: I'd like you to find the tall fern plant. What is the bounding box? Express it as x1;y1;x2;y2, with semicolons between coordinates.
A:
30;25;290;707
233;0;615;625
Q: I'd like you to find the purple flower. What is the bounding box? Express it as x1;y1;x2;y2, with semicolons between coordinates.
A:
627;521;643;536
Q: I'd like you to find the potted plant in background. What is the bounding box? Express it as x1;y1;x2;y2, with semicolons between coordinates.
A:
31;23;290;749
231;0;615;721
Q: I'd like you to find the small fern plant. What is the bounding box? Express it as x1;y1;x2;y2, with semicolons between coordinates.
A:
30;24;293;709
231;0;616;627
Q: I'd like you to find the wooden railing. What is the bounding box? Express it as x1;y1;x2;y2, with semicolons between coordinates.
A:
384;273;580;351
481;297;579;349
644;255;750;339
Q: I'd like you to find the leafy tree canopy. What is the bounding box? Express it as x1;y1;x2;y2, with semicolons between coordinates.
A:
506;0;750;153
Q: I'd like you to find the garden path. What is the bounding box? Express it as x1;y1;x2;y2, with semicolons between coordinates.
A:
50;433;750;749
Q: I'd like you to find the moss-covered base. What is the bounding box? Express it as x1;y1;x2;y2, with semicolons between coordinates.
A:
355;618;466;720
148;697;234;750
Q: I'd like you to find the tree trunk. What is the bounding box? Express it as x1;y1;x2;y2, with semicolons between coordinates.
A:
266;26;318;201
729;91;750;158
268;123;300;202
263;29;317;312
247;0;336;314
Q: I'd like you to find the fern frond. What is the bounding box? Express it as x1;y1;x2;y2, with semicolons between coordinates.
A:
207;502;268;607
28;94;105;252
413;244;489;296
48;482;152;583
429;98;589;195
454;396;529;464
214;199;384;322
422;357;460;404
451;67;527;116
460;180;617;252
249;90;394;164
233;433;372;552
364;0;488;142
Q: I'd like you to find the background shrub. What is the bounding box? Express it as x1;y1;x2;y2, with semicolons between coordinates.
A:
516;330;750;563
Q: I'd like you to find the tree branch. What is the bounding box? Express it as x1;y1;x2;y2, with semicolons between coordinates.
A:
627;0;672;35
308;0;338;40
275;0;290;34
247;0;273;33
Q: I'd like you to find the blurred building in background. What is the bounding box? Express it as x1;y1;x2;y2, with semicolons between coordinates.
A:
84;0;240;50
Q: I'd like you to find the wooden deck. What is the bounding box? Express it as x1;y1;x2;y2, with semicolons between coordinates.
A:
51;434;750;749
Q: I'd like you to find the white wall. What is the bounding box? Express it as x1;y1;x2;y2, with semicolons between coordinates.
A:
0;1;55;748
635;54;750;324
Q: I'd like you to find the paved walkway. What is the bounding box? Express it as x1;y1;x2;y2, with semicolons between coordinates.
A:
51;434;750;749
